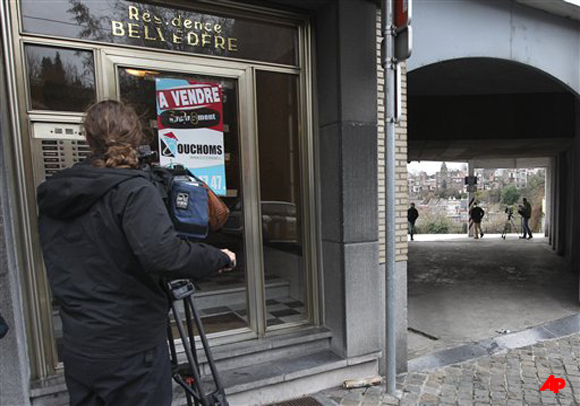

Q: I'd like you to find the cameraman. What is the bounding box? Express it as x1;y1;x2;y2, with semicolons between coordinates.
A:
519;197;533;240
37;101;235;406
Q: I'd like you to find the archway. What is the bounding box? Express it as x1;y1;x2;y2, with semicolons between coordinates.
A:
406;57;580;359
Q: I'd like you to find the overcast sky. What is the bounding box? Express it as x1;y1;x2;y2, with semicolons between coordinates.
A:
407;161;467;175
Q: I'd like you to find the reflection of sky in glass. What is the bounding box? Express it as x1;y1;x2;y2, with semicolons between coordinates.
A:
20;0;298;65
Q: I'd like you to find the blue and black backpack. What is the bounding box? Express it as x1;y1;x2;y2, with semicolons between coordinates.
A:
147;165;210;240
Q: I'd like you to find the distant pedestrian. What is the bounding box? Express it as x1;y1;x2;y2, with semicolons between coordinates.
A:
0;314;8;339
469;202;485;239
408;203;419;241
519;197;533;239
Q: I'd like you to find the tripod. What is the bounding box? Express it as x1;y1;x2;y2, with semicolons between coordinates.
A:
166;280;229;406
501;214;519;240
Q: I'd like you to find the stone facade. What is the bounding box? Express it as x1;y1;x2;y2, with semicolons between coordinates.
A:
376;11;408;264
0;38;31;404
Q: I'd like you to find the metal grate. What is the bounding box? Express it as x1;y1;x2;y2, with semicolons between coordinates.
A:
271;397;322;406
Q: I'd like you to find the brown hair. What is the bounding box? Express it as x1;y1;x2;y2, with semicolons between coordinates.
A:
83;100;143;169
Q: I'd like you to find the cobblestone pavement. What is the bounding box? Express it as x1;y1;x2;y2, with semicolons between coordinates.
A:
316;334;580;405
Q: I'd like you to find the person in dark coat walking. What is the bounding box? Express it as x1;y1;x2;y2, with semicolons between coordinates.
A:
37;101;235;406
469;202;485;239
408;203;419;241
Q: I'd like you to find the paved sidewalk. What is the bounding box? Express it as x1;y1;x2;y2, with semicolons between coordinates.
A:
314;333;580;405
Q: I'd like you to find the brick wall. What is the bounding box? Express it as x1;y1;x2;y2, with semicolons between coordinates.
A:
377;10;408;264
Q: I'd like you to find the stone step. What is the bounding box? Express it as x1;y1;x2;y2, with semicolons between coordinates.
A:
173;350;381;406
29;328;339;406
182;327;334;375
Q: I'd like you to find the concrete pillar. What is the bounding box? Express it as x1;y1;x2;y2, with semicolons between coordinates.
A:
549;156;558;250
555;152;568;256
565;150;575;265
573;100;580;280
316;0;381;358
0;31;31;404
545;161;551;239
467;161;474;237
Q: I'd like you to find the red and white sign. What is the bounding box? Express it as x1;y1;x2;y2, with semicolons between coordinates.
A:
394;0;411;31
156;78;227;195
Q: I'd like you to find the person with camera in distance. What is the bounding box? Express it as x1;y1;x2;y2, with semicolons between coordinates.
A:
469;202;485;239
519;197;533;240
408;202;419;241
37;100;235;406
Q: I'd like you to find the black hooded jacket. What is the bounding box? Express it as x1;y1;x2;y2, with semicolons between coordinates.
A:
37;161;230;358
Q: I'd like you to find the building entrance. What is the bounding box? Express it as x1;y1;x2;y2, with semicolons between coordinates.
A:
3;0;316;380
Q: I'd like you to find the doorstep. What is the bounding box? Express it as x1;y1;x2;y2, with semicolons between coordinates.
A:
173;350;381;406
29;327;363;406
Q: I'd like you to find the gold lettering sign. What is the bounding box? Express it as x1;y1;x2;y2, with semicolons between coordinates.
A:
112;6;239;53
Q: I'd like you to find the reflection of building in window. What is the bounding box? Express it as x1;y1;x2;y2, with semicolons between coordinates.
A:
26;45;96;111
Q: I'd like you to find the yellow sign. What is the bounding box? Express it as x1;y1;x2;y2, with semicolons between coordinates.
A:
111;6;238;52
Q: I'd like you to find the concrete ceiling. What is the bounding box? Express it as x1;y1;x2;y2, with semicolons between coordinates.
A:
409;138;573;161
514;0;580;22
408;58;571;96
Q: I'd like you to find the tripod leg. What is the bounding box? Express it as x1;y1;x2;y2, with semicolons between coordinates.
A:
184;299;201;372
171;300;209;406
186;296;229;405
167;321;178;367
185;302;203;406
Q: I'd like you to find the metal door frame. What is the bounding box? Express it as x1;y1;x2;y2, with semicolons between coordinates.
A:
102;49;264;339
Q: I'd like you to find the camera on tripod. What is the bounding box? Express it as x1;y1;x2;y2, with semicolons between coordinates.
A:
504;206;514;220
502;206;521;240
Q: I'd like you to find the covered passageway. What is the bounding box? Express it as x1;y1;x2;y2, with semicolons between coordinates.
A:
406;56;580;358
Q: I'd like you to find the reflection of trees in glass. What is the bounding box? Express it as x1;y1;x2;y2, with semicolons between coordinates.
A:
67;0;110;41
118;71;157;148
66;0;113;79
26;46;95;111
63;0;237;55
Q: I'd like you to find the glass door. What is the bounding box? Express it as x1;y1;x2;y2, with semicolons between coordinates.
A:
101;49;312;341
102;52;258;339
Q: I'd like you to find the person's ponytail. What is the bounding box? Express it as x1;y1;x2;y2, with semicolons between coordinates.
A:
84;100;143;169
103;142;140;169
